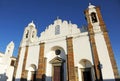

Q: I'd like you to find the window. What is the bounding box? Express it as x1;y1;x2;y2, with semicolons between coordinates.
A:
32;31;35;38
26;30;29;38
11;60;15;66
55;25;60;35
91;12;98;23
55;49;61;55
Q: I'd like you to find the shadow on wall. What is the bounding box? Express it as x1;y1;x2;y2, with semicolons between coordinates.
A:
103;79;120;81
12;73;120;81
13;78;120;81
13;76;120;81
0;73;8;81
13;74;52;81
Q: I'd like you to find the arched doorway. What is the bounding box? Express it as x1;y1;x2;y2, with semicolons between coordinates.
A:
79;59;94;81
50;57;65;81
45;46;67;81
27;64;36;81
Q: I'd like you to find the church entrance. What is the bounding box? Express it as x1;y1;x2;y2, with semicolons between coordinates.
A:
49;57;65;81
53;66;62;81
80;59;93;81
82;68;92;81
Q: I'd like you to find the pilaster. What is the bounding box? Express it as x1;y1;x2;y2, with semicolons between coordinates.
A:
13;47;21;81
96;7;119;80
21;46;29;81
66;37;76;81
36;43;46;81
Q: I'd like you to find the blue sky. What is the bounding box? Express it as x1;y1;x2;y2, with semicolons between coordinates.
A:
0;0;120;72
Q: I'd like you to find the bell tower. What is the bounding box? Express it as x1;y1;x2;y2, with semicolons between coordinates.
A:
84;3;107;33
21;21;38;46
5;41;14;57
84;3;119;81
14;21;39;81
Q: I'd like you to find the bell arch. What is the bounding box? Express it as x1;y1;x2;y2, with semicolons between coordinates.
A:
91;12;98;23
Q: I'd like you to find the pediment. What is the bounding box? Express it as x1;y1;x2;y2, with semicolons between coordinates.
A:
49;56;65;64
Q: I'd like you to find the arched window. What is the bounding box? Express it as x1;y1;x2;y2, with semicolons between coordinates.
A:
10;60;15;66
26;30;29;38
32;31;35;38
91;12;98;23
55;25;60;35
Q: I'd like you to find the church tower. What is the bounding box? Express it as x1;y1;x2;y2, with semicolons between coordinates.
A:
14;21;39;81
21;21;38;45
84;3;119;81
5;41;14;57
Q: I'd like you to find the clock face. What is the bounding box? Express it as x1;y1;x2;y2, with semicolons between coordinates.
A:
55;25;60;35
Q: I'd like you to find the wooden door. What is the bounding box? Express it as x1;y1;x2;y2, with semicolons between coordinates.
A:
54;66;61;81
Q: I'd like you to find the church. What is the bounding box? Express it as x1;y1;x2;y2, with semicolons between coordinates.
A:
0;41;16;81
11;4;120;81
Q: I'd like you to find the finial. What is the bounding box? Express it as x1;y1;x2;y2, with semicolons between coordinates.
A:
32;20;34;23
69;20;71;24
8;41;14;46
88;3;95;8
28;20;35;27
89;3;91;6
46;26;48;29
57;16;59;20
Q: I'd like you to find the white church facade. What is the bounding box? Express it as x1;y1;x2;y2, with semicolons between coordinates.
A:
0;4;119;81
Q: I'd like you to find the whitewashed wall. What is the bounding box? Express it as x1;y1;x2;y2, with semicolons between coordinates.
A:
15;47;26;80
95;33;115;80
25;45;39;70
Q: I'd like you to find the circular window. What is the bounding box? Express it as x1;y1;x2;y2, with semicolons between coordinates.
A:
55;49;61;55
